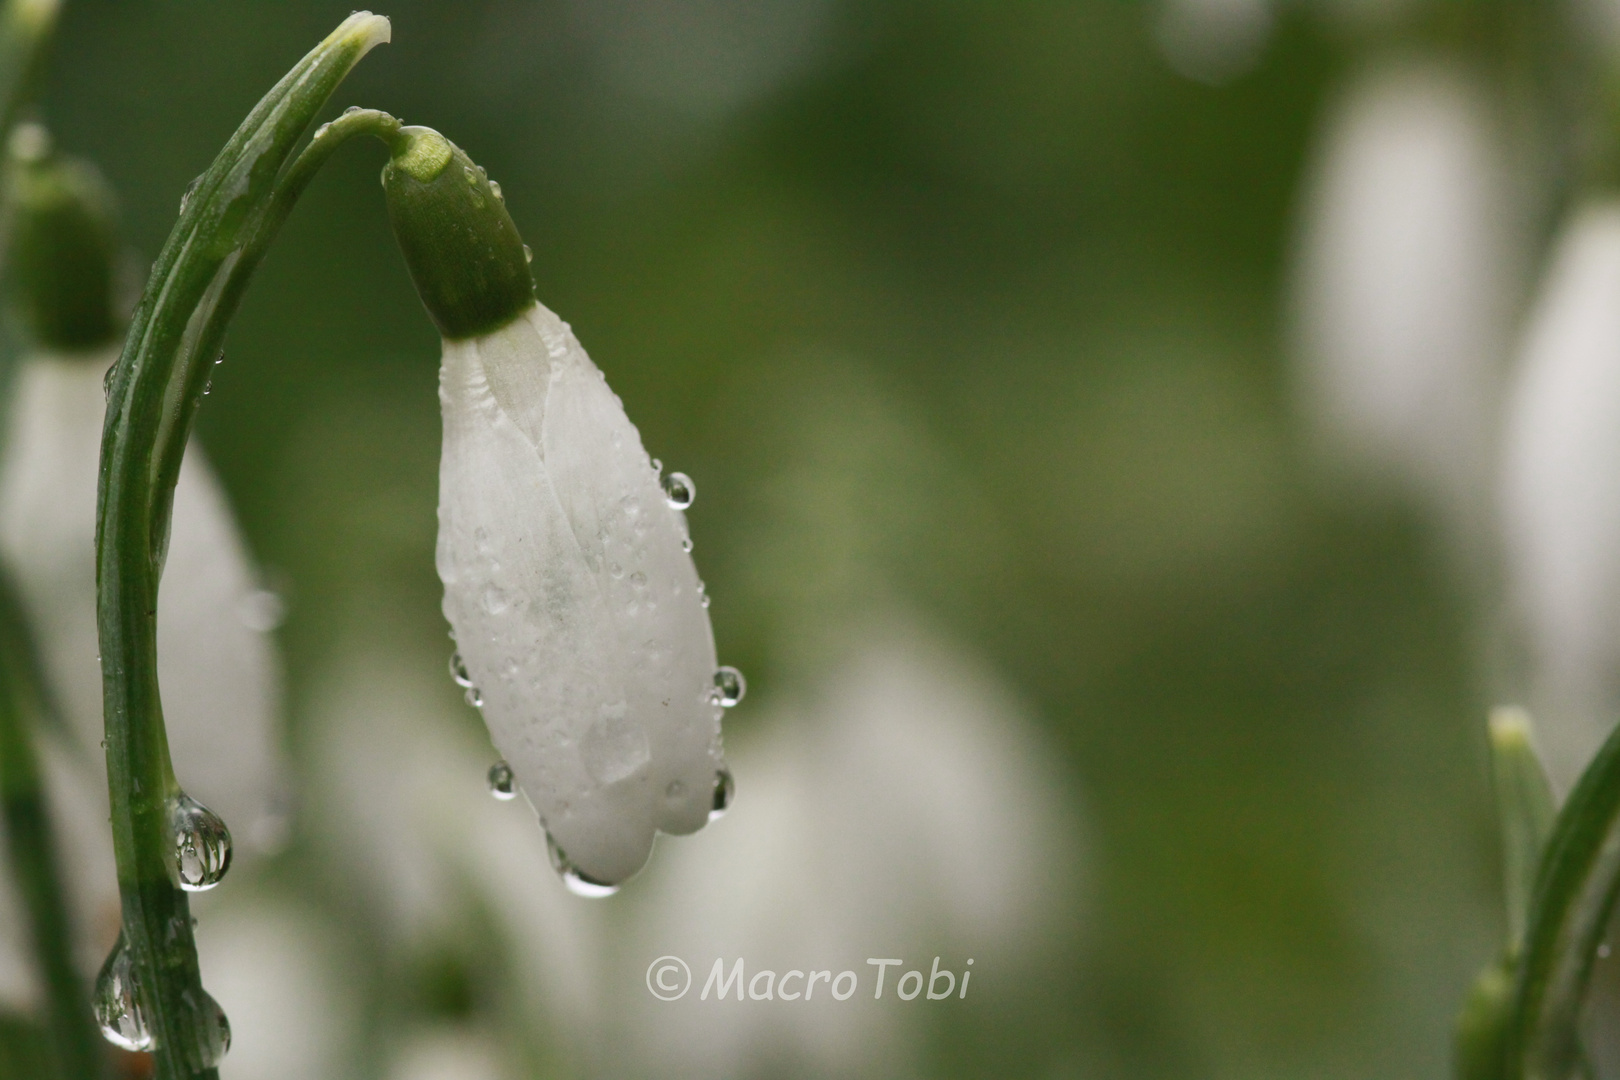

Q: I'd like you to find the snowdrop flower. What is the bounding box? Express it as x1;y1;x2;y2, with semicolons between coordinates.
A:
0;130;289;852
1291;59;1514;561
1500;203;1620;786
381;127;732;890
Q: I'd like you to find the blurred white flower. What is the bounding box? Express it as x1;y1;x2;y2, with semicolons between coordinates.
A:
0;347;289;847
1500;203;1620;786
1291;58;1515;561
388;1027;507;1080
436;301;727;889
1156;0;1273;86
607;620;1083;1078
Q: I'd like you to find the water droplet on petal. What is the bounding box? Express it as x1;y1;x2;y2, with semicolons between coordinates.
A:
488;760;516;800
665;779;686;799
489;180;503;201
662;471;695;510
651;458;663;474
94;934;152;1051
465;686;484;708
179;987;231;1068
546;832;620;897
712;666;746;708
169;794;231;891
710;767;735;821
449;651;474;688
482;585;509;615
700;594;710;609
523;244;534;264
680;537;693;553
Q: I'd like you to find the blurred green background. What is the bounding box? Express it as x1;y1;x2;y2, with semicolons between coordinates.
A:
38;2;1505;1077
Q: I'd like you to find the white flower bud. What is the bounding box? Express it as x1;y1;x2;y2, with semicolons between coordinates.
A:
1291;59;1514;555
1500;203;1620;784
436;301;725;888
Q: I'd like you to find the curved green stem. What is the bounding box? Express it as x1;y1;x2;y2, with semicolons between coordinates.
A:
1504;714;1620;1080
95;14;389;1079
0;567;101;1080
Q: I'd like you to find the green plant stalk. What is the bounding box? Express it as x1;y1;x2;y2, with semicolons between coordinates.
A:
0;0;59;136
1504;712;1620;1080
0;567;100;1080
95;14;389;1079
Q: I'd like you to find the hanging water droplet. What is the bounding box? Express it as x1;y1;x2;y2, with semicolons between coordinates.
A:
179;173;203;215
662;471;695;510
465;685;484;708
94;934;152;1051
700;594;711;608
710;767;735;822
712;666;746;708
489;180;503;201
179;987;231;1068
168;794;232;892
488;760;516;800
343;105;362;116
464;165;478;185
523;244;534;264
449;651;474;689
545;832;620;897
314;121;332;140
651;458;663;474
103;363;115;400
681;537;694;553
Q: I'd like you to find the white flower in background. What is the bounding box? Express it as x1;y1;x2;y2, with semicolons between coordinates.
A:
1156;0;1273;86
607;622;1081;1078
382;126;731;890
1291;58;1515;561
0;349;289;849
1500;204;1620;786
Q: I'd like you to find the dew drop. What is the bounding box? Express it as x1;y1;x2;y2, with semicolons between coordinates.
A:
546;832;620;897
712;666;746;708
700;595;711;609
710;767;735;822
483;585;510;615
102;363;115;400
180;987;231;1068
523;244;534;265
169;794;232;892
662;471;695;510
464;165;478;185
489;179;503;201
630;570;647;588
609;562;624;579
449;651;474;689
313;121;331;140
651;458;663;474
681;537;694;553
465;686;484;709
343;105;362;116
179;173;203;215
94;934;152;1051
488;760;516;800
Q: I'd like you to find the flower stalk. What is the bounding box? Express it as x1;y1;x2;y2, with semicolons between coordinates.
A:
94;13;389;1079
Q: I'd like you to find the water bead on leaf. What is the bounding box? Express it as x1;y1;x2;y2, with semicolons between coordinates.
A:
488;760;517;800
94;934;153;1051
662;470;695;510
168;793;232;892
179;986;232;1069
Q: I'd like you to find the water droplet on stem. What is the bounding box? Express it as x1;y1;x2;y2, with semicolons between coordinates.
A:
94;934;152;1051
168;794;232;892
712;666;746;708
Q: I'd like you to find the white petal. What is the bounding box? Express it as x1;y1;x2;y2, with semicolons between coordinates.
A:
1500;203;1620;782
0;350;288;848
437;303;721;886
